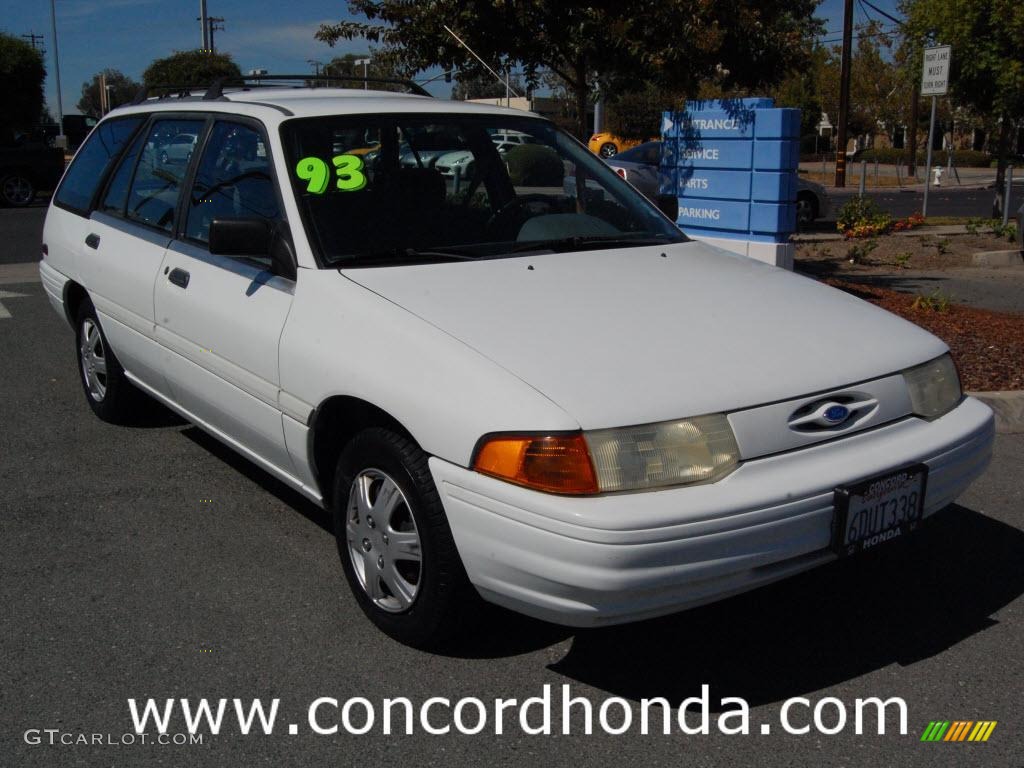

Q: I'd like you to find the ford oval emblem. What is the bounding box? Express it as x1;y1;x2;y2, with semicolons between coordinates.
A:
823;404;850;424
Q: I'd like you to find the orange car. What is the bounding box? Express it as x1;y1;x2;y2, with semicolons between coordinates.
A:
588;132;652;158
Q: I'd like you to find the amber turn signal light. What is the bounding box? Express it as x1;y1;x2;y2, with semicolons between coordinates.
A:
472;434;599;495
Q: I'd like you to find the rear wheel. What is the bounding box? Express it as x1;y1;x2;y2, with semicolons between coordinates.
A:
332;428;476;649
75;300;137;423
796;192;818;226
599;142;617;158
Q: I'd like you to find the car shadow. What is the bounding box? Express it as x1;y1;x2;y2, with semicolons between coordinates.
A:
548;504;1024;708
180;425;333;535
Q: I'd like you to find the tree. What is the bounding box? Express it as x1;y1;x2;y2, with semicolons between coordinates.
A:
605;83;680;140
77;69;141;118
317;1;822;140
142;50;241;90
0;32;46;140
451;72;525;101
323;51;397;80
902;0;1024;215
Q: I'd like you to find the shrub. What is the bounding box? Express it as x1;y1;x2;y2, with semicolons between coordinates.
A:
911;288;951;313
505;144;564;186
836;197;892;237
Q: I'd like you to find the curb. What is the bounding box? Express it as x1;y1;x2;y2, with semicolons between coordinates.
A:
967;391;1024;434
792;224;972;244
971;250;1023;267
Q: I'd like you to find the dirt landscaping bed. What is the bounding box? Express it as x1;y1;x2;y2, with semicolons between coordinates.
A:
795;235;1024;391
797;231;1014;272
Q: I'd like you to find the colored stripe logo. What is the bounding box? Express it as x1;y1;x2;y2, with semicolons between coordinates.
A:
921;720;997;742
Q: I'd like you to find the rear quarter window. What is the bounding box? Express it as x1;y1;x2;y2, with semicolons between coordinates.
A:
54;116;144;214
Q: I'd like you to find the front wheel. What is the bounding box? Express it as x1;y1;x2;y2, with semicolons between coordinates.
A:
1;174;35;206
332;428;476;648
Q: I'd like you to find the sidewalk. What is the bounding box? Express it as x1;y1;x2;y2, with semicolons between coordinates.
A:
798;161;1022;192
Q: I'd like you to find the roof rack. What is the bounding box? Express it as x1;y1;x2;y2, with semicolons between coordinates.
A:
130;74;431;106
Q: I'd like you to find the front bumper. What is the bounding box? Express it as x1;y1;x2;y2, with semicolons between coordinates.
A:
429;396;994;627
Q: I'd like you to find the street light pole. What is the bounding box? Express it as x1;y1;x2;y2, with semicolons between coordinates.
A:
834;0;854;187
200;0;209;50
49;0;65;145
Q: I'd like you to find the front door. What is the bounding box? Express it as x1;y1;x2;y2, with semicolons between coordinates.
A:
153;119;296;475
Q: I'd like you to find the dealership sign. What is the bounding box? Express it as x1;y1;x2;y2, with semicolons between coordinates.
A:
660;98;800;245
921;45;951;97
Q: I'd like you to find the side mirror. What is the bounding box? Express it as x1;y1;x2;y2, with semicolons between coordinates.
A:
655;194;678;222
209;218;297;281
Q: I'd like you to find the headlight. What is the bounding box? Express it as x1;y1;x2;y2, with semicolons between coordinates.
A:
472;414;740;495
585;414;739;492
902;353;961;420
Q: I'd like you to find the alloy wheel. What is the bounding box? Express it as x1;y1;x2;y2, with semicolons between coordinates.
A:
79;318;108;402
346;468;423;613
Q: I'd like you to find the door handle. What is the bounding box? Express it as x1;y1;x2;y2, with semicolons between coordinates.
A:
168;268;190;289
85;233;100;249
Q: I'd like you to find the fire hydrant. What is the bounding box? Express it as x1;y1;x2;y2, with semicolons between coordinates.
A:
932;166;943;186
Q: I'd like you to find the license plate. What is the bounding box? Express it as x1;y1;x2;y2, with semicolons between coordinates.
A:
832;464;928;556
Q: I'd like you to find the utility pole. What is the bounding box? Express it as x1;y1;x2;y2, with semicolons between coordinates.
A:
21;32;45;52
834;0;854;187
907;75;920;178
207;17;225;53
199;0;209;50
49;0;65;145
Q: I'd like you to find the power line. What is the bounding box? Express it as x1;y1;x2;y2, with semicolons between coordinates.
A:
861;0;904;26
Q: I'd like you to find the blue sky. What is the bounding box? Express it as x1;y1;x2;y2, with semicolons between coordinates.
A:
1;0;902;118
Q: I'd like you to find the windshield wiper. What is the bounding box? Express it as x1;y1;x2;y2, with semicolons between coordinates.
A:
334;247;480;268
510;234;676;253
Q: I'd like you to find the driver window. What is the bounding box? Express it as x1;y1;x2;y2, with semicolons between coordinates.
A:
185;121;280;245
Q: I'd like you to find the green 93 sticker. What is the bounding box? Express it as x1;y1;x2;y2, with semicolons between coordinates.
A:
295;154;367;194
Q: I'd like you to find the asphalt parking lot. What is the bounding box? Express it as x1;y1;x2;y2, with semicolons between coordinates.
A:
1;210;1022;767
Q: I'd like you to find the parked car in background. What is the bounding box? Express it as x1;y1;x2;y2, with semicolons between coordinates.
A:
606;141;830;227
605;140;661;196
588;131;653;158
0;134;66;206
490;130;535;146
795;176;830;226
158;132;197;164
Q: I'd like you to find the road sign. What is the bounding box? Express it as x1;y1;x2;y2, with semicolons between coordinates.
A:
921;45;951;96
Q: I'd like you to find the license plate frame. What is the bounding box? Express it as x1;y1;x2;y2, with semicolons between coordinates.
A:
831;463;929;557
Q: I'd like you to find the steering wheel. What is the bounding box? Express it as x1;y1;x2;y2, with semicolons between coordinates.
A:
485;193;556;240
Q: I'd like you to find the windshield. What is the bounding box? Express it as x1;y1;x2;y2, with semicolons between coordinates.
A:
280;113;685;267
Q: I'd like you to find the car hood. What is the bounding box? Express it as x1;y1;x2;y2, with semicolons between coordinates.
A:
341;241;946;429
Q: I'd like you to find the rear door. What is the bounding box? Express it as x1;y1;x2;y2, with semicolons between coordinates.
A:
79;115;207;394
153;118;296;474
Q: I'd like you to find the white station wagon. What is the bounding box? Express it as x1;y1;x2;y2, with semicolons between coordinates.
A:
40;77;995;648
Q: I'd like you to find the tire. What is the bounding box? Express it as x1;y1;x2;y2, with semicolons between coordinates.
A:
796;192;818;226
332;427;476;649
75;299;138;423
0;174;35;206
599;142;618;158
